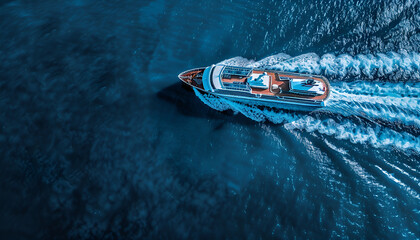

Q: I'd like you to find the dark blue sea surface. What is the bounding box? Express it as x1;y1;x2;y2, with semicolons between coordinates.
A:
0;0;419;239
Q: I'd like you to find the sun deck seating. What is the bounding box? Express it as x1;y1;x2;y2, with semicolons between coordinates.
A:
248;72;270;89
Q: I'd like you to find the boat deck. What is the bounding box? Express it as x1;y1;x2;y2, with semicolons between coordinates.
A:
221;70;330;101
178;69;204;89
179;66;330;103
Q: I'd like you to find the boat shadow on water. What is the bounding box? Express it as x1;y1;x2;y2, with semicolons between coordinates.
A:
156;82;257;127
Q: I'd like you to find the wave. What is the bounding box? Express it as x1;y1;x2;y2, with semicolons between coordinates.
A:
375;165;420;201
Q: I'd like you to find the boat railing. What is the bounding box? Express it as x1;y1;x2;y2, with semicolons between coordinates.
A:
177;67;206;79
275;95;321;103
216;89;322;104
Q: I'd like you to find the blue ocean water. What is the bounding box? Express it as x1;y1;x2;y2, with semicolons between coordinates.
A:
0;0;419;239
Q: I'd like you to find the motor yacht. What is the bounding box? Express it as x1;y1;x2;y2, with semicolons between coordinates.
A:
178;64;330;108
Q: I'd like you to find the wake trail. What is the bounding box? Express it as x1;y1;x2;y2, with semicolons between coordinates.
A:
332;81;420;98
327;89;420;127
327;79;420;127
329;90;419;112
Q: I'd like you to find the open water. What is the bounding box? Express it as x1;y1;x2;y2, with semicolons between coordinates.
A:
0;0;419;239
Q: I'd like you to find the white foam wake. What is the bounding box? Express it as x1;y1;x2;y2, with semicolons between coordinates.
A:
284;117;420;152
329;103;420;127
329;91;419;112
332;81;420;98
193;88;231;111
327;83;420;126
